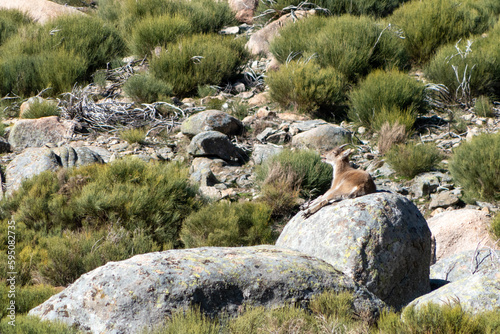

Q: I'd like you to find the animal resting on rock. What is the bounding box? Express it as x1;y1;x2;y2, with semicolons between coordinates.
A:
303;144;377;217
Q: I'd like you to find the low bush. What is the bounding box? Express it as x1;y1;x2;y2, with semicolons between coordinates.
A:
180;201;273;248
2;158;200;242
150;34;247;97
449;132;500;202
123;73;172;103
348;69;427;130
385;142;443;179
0;9;32;46
257;0;408;20
475;95;495;117
130;15;191;56
258;180;301;218
119;127;147;145
270;15;409;81
425;38;500;101
21;99;59;119
0;15;125;96
256;149;332;200
0;284;58;318
491;213;500;239
0;315;79;334
120;0;236;34
266;61;347;114
378;303;495;334
391;0;498;63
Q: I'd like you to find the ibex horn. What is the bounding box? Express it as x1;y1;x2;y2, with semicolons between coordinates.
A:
338;143;349;150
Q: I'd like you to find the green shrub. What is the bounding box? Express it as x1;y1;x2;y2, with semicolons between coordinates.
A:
425;38;500;101
378;303;488;334
391;0;498;63
180;201;273;248
257;0;408;20
385;142;443;179
2;159;200;243
0;284;58;318
491;213;500;239
0;9;32;46
130;15;191;56
121;0;236;34
0;15;124;96
123;74;172;103
21;99;59;119
449;132;500;202
256;149;333;199
0;315;80;334
119;127;147;145
270;15;409;81
227;99;249;120
266;61;347;114
348;69;427;130
258;181;301;218
475;95;495;117
150;34;247;97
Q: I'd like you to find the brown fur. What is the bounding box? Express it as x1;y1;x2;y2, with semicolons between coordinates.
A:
303;145;376;217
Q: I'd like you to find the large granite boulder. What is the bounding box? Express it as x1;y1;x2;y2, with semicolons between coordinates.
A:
5;146;106;195
29;246;385;334
188;131;247;163
277;192;432;309
291;124;351;151
428;209;498;262
8;116;76;150
181;110;243;138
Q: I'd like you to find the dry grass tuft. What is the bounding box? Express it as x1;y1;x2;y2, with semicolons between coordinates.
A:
378;121;407;155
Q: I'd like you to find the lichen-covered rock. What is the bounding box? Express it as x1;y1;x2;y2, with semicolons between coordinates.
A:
428;209;498;262
181;110;243;138
8;116;76;150
53;146;105;168
430;249;500;283
410;172;452;199
407;270;500;314
277;192;432;309
5;146;105;194
29;246;385;334
291;124;351;151
188;131;247;163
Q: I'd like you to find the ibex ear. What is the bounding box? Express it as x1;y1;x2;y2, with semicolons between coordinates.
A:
342;148;352;158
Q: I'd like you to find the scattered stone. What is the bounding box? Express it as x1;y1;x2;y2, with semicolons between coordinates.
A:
256;107;276;119
429;190;461;209
53;146;105;168
8;116;76;150
220;26;240;35
255;127;276;143
187;131;247;163
277;192;432;309
427;209;499;262
291;124;351;152
181;110;243;138
248;92;270;106
237;91;254;99
411;172;452;199
228;0;259;24
252;144;284;165
189;157;220;187
288;120;328;135
29;246;385;334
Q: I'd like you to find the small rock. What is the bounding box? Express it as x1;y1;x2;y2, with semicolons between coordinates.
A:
181;110;243;138
188;131;247;163
219;26;240;35
247;92;270;106
252;144;284;165
429;190;460;209
291;124;351;151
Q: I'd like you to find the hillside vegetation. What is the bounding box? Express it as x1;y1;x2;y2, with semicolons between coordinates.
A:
0;0;499;332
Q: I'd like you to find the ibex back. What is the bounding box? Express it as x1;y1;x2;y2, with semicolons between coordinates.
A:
303;145;376;217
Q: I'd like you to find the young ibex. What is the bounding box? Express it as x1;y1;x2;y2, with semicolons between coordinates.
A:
303;144;376;217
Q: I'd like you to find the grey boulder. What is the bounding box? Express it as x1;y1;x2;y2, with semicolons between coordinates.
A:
188;131;247;163
277;192;432;309
291;124;351;152
8;116;76;150
181;110;243;138
29;246;385;334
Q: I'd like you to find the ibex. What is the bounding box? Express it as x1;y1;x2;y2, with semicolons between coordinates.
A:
303;144;376;217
